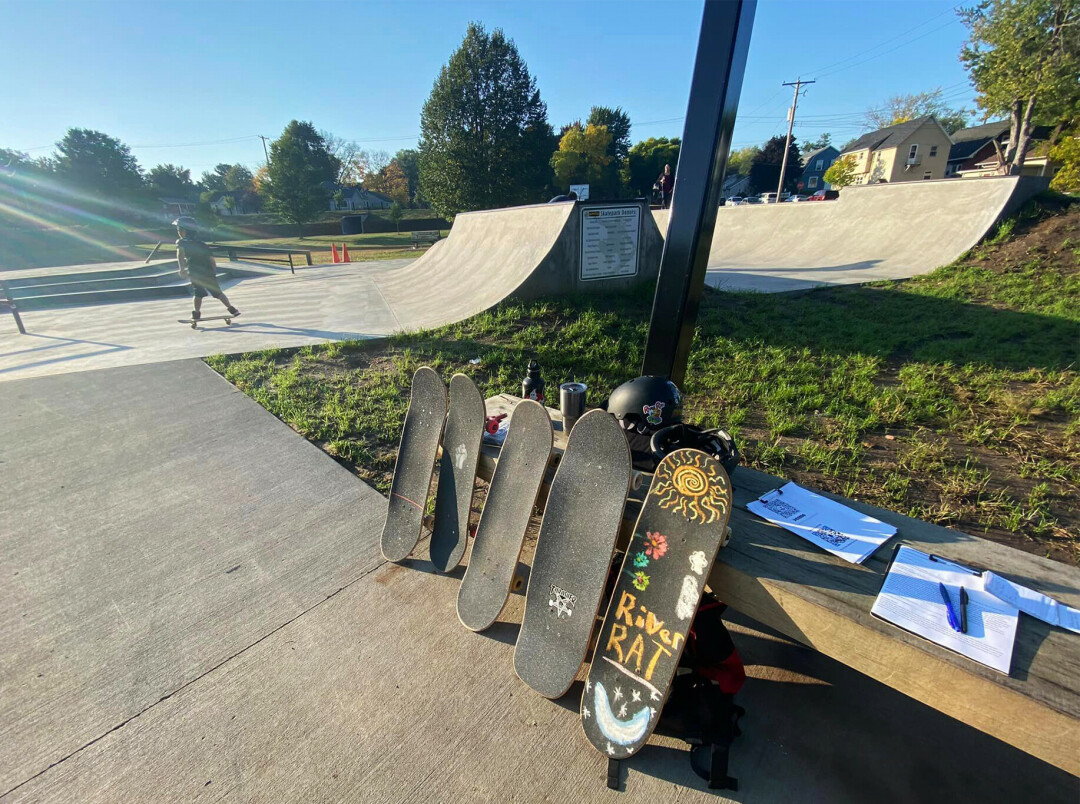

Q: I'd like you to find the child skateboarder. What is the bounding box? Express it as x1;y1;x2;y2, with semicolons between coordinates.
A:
173;216;240;321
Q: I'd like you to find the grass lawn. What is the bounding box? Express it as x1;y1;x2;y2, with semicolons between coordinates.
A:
145;230;446;264
206;198;1080;564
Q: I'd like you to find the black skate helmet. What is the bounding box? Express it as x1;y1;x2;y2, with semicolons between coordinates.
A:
607;375;683;434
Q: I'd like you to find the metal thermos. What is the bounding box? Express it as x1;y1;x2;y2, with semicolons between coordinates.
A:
522;360;545;402
559;382;587;433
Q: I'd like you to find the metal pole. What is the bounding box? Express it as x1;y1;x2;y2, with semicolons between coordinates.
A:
641;0;756;384
775;78;814;203
259;135;271;164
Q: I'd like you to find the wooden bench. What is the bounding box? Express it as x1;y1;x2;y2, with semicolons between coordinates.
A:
480;394;1080;774
410;230;441;249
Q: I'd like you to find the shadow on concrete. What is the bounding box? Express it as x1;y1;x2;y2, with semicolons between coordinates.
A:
206;321;380;342
0;334;132;374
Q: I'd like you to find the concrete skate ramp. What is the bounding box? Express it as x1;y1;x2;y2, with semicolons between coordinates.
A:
652;176;1046;292
371;200;661;331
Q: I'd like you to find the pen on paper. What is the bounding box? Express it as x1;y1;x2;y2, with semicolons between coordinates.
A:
938;582;962;633
959;586;969;634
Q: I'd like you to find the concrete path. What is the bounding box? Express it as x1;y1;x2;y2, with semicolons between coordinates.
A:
2;360;1073;802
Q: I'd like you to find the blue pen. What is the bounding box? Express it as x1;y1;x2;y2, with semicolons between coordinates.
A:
938;582;962;633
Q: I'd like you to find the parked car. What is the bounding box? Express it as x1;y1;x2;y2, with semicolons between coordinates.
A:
759;192;790;204
741;196;762;204
726;196;744;205
809;189;840;201
786;195;808;202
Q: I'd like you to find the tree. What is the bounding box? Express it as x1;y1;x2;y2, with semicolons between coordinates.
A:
727;145;760;177
199;164;234;194
366;159;410;205
550;123;613;187
823;155;858;188
1049;136;1080;191
394;148;422;206
801;133;832;156
419;22;553;216
53;128;143;195
264;120;339;236
587;106;632;197
865;88;973;135
626;137;681;197
748;136;802;195
961;0;1080;171
148;164;195;197
320;131;371;185
388;201;404;232
224;164;254;193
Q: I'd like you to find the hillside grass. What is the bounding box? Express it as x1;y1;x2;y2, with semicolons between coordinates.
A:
207;198;1080;564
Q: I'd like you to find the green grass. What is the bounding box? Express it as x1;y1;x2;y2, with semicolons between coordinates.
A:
144;230;447;264
207;199;1080;564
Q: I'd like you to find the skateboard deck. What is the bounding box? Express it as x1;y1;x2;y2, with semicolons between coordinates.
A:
380;367;447;562
514;409;631;698
178;313;240;329
581;448;733;759
430;373;485;572
457;399;552;632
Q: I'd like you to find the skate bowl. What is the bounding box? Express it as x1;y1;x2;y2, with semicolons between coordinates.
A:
651;176;1049;292
369;199;664;331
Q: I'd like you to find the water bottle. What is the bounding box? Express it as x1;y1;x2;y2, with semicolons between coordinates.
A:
521;360;545;403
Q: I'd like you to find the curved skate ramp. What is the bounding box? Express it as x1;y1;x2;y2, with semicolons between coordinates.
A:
368;202;574;331
652;176;1046;292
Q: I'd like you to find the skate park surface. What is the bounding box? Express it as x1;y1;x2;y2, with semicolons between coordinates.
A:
3;359;1074;802
0;177;1039;382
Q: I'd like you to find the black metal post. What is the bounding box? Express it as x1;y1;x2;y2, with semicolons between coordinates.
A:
641;0;756;384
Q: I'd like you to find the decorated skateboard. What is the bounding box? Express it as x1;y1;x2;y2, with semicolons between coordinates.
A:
457;399;552;632
380;367;447;562
430;374;485;572
514;409;631;698
178;313;240;329
581;449;733;760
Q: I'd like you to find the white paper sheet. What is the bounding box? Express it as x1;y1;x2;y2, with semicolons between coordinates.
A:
747;482;897;564
871;546;1019;674
983;572;1080;634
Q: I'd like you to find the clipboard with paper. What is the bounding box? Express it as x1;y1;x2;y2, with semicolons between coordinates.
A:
871;545;1020;674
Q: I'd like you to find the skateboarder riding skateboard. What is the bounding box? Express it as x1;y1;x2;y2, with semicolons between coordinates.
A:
173;216;240;322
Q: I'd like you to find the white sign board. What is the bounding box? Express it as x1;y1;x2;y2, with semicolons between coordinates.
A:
580;206;640;281
569;183;590;201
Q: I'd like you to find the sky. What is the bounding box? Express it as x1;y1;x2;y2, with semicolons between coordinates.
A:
0;0;978;177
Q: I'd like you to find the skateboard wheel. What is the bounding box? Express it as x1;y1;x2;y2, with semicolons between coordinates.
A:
190;321;197;330
225;318;232;324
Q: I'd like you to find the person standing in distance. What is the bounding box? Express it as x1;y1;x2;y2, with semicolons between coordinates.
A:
654;163;675;209
174;216;240;321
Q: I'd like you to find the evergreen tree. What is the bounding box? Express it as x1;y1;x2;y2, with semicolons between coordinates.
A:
419;22;553;216
748;136;802;195
265;121;339;236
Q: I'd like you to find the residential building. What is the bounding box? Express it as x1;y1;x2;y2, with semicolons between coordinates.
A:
839;116;952;184
722;173;751;198
323;183;394;211
800;145;839;192
946;119;1059;178
209;190;258;216
159;196;197;221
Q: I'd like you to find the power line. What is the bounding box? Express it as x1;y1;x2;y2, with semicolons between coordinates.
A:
813;19;962;80
776;78;814;202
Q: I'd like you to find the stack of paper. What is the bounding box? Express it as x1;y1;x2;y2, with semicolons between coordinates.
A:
983;571;1080;634
747;482;897;564
871;546;1019;674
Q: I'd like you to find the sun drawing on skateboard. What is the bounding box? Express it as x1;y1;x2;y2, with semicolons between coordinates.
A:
652;451;729;524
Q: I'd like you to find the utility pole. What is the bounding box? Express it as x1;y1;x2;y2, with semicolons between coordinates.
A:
258;135;270;164
775;78;814;202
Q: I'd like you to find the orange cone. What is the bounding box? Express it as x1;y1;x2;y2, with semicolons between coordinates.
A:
331;243;340;263
341;243;351;262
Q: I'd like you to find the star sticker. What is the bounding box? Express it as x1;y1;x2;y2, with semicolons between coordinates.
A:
606;742;616;756
631;690;642;702
613;686;623;701
584;680;591;693
650;690;661;702
582;704;591;720
618;703;628;717
649;707;658;718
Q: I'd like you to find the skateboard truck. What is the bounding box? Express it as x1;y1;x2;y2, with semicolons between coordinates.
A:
484;413;507;435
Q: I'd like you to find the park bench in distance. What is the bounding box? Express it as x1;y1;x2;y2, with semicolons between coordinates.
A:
479;393;1080;775
410;230;441;249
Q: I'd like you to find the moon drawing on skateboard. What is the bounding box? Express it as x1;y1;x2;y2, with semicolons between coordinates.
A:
581;448;733;759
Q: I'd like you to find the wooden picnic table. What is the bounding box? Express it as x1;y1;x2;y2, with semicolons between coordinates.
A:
481;394;1080;774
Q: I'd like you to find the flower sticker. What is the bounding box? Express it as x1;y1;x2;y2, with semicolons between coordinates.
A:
633;552;649;569
644;531;668;560
632;571;650;591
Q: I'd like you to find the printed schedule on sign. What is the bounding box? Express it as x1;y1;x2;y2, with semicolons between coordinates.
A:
747;482;897;564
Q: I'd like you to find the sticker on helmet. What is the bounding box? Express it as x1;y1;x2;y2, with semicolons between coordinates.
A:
642;401;665;426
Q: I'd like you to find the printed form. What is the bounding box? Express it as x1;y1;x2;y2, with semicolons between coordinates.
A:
871;546;1019;674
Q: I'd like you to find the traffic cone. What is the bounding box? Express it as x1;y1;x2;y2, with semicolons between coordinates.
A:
331;243;340;263
341;243;351;262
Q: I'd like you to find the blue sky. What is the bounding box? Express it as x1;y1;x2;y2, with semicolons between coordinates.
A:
0;0;976;176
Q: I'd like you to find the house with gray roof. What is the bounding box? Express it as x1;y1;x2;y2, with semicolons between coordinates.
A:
839;116;952;184
946;119;1058;178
